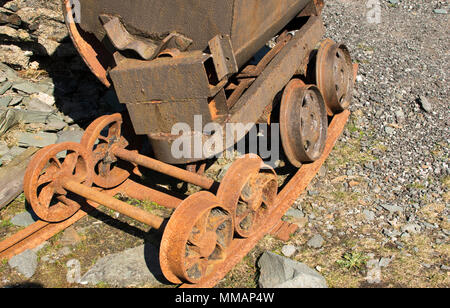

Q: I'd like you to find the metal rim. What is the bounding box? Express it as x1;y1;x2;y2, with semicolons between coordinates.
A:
23;143;93;222
280;79;328;166
81;113;131;189
217;154;278;238
160;191;234;284
316;39;354;115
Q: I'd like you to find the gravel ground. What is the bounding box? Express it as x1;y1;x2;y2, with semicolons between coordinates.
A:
0;0;449;288
322;0;449;246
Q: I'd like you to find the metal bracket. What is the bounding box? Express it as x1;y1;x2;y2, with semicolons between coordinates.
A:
208;34;238;81
101;15;193;61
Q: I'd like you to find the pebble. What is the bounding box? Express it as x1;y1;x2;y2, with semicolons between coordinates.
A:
419;96;433;113
307;234;325;249
281;245;297;258
433;9;447;14
363;209;376;221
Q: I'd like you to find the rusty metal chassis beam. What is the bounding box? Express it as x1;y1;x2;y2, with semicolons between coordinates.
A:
230;16;324;124
182;110;351;288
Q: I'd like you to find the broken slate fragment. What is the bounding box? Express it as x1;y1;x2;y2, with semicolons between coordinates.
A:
12;81;40;94
56;129;84;144
25;97;54;113
0;96;13;107
17;131;57;148
0;80;12;95
8;249;38;279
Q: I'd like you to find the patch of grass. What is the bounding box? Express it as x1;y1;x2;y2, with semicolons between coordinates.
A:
336;251;368;271
0;219;13;228
96;281;110;288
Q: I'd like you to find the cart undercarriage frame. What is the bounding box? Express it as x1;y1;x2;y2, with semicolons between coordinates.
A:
0;0;358;287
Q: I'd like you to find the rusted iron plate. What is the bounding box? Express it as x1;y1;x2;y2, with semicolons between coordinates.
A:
23;142;94;223
316;39;354;116
208;34;238;81
160;191;234;284
63;0;111;87
182;110;351;288
81;113;131;189
298;0;325;17
280;79;328;166
269;221;299;242
68;0;310;73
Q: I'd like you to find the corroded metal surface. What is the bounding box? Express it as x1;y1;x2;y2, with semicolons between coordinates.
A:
183;110;351;288
2;0;357;288
217;155;278;238
81;113;131;189
160;192;234;284
280;79;328;166
315;39;354;115
23;142;93;222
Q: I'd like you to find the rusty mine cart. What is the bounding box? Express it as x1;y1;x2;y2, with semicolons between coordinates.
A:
0;0;356;287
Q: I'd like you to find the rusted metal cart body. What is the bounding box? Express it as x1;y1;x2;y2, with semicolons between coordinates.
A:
63;0;335;164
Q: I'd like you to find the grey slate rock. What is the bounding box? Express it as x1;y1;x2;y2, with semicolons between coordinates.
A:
285;208;305;220
44;117;67;131
307;234;325;249
11;211;37;227
0;141;9;156
80;244;167;287
258;251;327;288
17;132;57;148
8;249;38;278
25;97;54;113
12;82;40;94
1;146;26;161
0;96;13;107
0;81;12;95
56;129;84;144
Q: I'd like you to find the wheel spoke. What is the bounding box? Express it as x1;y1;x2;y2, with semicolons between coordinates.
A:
50;156;62;169
208;215;228;231
38;184;55;209
62;153;79;174
37;165;58;186
189;210;210;246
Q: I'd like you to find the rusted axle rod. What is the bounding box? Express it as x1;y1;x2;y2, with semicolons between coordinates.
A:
62;178;164;230
113;147;216;190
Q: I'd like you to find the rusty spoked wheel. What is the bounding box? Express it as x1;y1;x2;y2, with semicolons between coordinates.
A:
160;191;234;284
80;113;130;189
23;142;93;222
280;79;328;167
217;155;278;238
316;39;354;115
